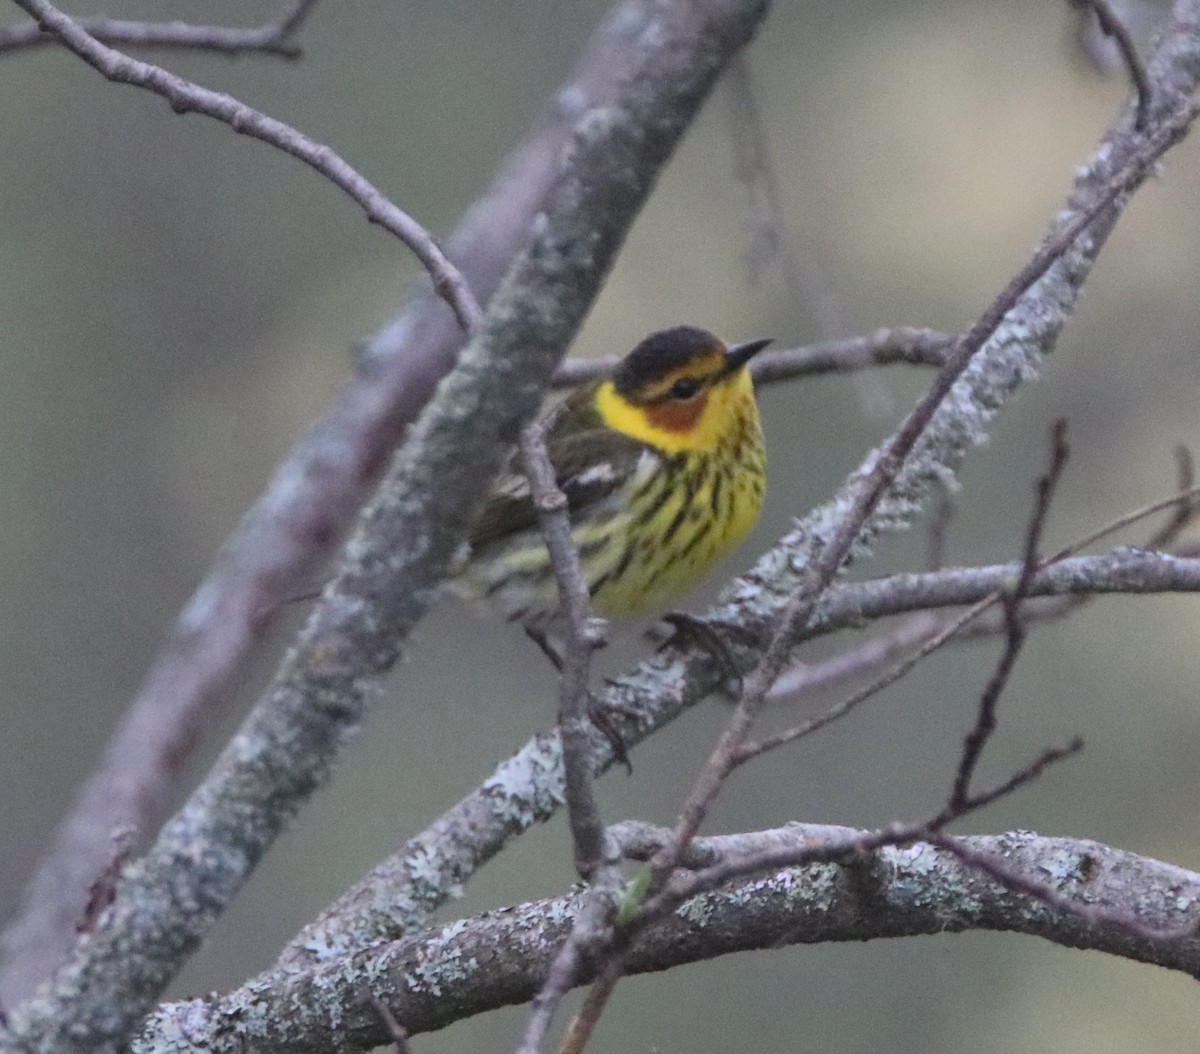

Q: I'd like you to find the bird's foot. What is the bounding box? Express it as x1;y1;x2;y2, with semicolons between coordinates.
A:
653;611;745;698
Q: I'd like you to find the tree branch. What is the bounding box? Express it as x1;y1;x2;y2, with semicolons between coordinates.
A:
8;0;481;334
0;2;319;57
550;326;955;387
518;412;608;879
135;828;1200;1054
1076;0;1154;128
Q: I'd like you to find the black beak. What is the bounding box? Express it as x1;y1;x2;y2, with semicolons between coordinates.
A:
722;337;773;374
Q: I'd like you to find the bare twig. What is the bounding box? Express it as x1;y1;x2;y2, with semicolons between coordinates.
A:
1146;444;1198;548
516;868;624;1054
925;833;1194;941
640;739;1083;926
757;594;1091;754
940;738;1085;819
519;408;607;880
0;1;319;57
764;611;942;702
1075;0;1154;128
273;0;321;39
1047;480;1200;559
950;420;1070;808
365;990;413;1054
559;957;623;1054
9;0;482;335
695;454;1200;760
765;593;1092;707
738;603;990;763
550;327;955;388
514;409;620;1053
756;426;1091;770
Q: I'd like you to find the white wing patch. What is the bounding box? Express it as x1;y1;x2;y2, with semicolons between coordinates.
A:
571;463;619;488
632;449;662;485
493;473;531;500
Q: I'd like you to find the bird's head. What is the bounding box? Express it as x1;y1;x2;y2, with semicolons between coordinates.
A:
597;326;772;453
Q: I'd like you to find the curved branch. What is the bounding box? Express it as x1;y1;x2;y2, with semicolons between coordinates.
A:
9;0;481;334
550;326;956;387
136;828;1200;1054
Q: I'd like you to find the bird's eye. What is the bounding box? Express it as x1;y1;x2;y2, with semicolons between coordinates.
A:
668;377;701;400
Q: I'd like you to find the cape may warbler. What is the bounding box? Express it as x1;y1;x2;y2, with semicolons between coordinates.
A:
451;326;770;632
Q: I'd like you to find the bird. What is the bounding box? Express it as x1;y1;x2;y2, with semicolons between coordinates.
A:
449;325;770;642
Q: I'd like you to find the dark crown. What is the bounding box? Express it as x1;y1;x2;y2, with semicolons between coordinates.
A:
612;326;723;397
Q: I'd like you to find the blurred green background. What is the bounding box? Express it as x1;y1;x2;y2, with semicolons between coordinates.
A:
3;0;1200;1050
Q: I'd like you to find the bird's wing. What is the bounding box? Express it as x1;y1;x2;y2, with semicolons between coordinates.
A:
467;389;652;548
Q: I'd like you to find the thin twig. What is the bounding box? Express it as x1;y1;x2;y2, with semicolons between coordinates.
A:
737;602;990;763
764;611;942;702
559;956;623;1054
738;450;1200;760
925;832;1194;941
759;593;1084;722
9;0;482;335
640;738;1083;926
1146;444;1197;548
273;0;321;39
1046;481;1200;560
550;327;954;388
519;407;607;879
941;738;1085;819
366;990;413;1054
950;420;1070;808
515;409;622;1054
1078;0;1154;129
0;1;319;57
749;380;1200;757
516;876;622;1054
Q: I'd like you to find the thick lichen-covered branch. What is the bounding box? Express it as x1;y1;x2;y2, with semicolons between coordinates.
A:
138;828;1200;1053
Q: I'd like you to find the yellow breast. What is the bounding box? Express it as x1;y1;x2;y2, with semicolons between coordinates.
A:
585;372;765;617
